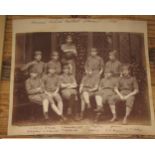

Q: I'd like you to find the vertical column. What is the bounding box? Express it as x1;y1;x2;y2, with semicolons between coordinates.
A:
51;32;57;54
87;32;93;54
130;33;141;64
112;33;119;51
119;33;131;63
25;33;33;63
16;33;26;67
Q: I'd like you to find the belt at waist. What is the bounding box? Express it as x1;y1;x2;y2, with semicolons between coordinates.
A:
120;88;132;91
103;87;113;89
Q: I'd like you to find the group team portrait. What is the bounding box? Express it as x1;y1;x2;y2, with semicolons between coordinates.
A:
11;31;151;126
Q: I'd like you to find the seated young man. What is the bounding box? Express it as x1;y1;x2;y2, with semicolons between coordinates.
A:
109;64;139;124
79;70;100;119
94;71;118;121
60;64;78;118
25;69;49;120
42;67;66;121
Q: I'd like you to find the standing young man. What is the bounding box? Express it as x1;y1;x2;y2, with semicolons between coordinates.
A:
109;64;139;124
104;50;122;77
46;51;61;74
21;51;45;77
85;48;104;76
61;35;77;76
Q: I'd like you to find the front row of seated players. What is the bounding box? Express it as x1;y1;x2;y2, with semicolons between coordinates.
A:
25;64;78;121
25;67;65;121
24;48;139;124
94;65;139;124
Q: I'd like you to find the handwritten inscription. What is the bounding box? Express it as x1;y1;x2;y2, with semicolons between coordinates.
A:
23;124;145;135
31;19;100;25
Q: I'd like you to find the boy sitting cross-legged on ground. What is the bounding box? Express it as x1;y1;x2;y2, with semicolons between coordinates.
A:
109;64;139;124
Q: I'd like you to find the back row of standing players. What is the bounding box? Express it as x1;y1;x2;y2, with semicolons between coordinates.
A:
21;35;139;124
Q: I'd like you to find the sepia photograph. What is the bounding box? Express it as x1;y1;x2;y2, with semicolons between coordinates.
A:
8;19;155;136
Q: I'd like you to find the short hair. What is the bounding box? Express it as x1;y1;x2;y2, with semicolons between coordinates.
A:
51;51;59;57
91;48;97;51
29;68;38;74
34;51;42;56
109;50;118;57
90;48;98;54
66;35;72;40
63;64;70;70
121;64;131;72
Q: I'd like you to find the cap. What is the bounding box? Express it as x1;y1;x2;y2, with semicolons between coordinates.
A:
63;64;70;69
29;68;38;74
34;51;42;56
51;51;59;57
109;50;117;56
91;48;97;52
121;64;131;71
66;35;72;39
